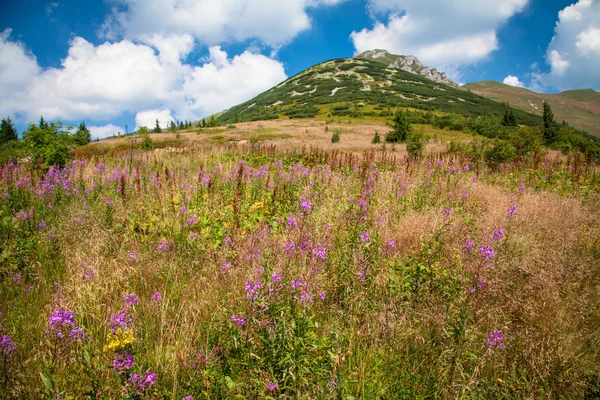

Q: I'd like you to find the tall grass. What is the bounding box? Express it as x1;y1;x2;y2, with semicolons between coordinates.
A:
1;145;599;399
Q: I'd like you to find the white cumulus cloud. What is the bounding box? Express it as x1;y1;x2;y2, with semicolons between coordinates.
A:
351;0;529;73
134;109;174;130
503;75;525;88
0;29;287;127
536;0;600;91
101;0;344;47
89;124;124;140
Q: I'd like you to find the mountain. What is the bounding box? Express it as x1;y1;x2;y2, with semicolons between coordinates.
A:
356;50;458;87
463;81;600;138
217;51;541;126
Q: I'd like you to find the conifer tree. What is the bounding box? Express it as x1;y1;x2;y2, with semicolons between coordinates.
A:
153;119;162;133
543;101;557;144
73;122;92;145
0;117;19;144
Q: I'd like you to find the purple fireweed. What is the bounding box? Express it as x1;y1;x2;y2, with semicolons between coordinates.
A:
443;207;452;217
113;351;135;374
0;335;16;355
463;240;475;253
129;252;138;261
69;327;86;341
479;245;495;260
463;165;470;172
157;241;170;252
471;175;478;183
110;312;132;332
462;193;469;201
360;232;371;243
387;240;396;248
290;279;305;289
49;310;75;332
182;397;193;400
179;205;188;214
449;167;457;174
272;273;282;282
38;220;47;230
267;382;278;391
151;291;163;303
300;200;312;211
493;228;505;242
518;185;525;192
487;330;506;349
312;247;327;260
287;216;297;228
299;291;314;307
129;371;157;390
231;314;246;327
245;281;263;302
12;273;21;283
221;263;232;271
186;217;199;225
124;294;139;307
507;205;517;217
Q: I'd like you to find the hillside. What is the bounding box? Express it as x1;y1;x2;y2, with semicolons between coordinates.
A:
463;81;600;138
217;52;541;126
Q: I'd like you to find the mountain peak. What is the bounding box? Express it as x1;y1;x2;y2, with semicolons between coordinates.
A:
354;49;457;88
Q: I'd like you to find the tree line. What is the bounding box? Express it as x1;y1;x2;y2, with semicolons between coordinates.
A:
0;116;92;168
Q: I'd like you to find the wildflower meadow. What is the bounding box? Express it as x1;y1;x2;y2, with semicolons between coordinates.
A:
1;144;599;398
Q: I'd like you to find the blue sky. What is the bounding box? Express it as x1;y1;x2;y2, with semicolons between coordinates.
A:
1;0;599;138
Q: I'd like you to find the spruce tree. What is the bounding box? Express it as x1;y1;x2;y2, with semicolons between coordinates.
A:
0;117;19;144
73;122;92;145
542;101;557;144
153;119;162;133
385;111;412;143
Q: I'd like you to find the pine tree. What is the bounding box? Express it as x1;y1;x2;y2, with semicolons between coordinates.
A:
169;121;176;132
385;111;412;143
542;101;557;144
73;122;92;146
372;130;381;144
153;119;162;133
201;119;206;128
502;109;518;127
0;117;19;144
39;116;48;130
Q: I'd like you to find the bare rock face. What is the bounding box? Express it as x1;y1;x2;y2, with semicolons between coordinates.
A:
356;49;458;87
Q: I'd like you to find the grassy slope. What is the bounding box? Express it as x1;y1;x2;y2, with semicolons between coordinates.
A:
463;81;600;138
217;58;542;126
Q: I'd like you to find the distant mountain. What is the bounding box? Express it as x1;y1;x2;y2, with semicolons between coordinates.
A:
463;81;600;138
355;50;458;87
217;51;541;126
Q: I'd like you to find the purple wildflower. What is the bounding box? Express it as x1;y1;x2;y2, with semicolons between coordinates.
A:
231;314;246;327
479;245;495;260
463;240;475;253
0;335;16;355
387;240;396;248
69;327;86;341
189;233;198;241
300;200;312;211
272;273;282;282
290;279;305;290
124;294;139;307
182;397;193;400
12;273;21;283
518;185;525;192
463;165;470;172
359;231;371;243
493;228;505;242
129;252;138;261
186;217;199;225
299;291;314;307
507;205;517;217
267;382;278;391
224;237;232;245
38;220;47;230
49;310;75;332
471;175;477;183
462;193;469;201
443;207;452;217
245;281;263;301
221;263;232;271
84;270;95;280
157;241;170;252
287;216;297;228
151;291;163;303
129;371;157;389
487;330;506;349
113;351;135;374
110;312;132;332
179;205;188;214
449;167;457;174
319;291;326;299
312;247;327;260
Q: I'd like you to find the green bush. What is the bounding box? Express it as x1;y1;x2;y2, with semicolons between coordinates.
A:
484;139;517;168
372;130;381;144
406;129;426;158
386;111;412;143
331;130;341;143
140;133;154;150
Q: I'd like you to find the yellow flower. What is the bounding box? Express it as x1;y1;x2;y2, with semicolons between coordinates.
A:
103;328;134;352
248;201;264;213
497;378;504;383
202;194;208;200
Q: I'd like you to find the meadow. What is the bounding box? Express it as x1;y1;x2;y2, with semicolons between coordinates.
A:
1;141;599;399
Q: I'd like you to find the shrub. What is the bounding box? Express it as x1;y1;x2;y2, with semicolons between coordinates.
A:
140;133;154;150
331;130;341;143
406;129;426;158
386;111;412;143
484;139;517;168
372;130;381;144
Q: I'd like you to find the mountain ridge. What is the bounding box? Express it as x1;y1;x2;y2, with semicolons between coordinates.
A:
463;81;600;138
